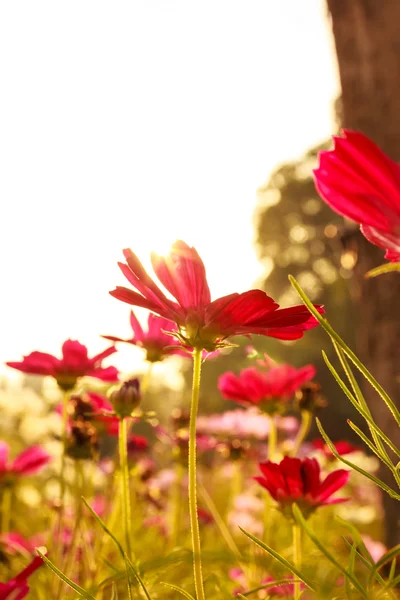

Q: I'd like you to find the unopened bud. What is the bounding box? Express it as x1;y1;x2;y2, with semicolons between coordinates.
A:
109;378;141;418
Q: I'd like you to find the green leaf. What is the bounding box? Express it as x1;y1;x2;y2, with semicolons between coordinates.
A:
316;419;400;500
340;538;397;600
346;419;394;470
365;262;400;278
82;497;153;600
323;350;400;459
161;583;196;599
335;517;374;565
289;275;400;426
239;527;315;590
35;549;96;600
241;579;304;597
331;342;394;464
371;545;400;575
292;505;368;600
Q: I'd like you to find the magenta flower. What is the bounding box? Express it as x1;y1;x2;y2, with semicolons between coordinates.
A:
0;442;51;483
103;311;189;362
110;241;322;351
312;439;359;459
0;533;45;558
6;339;119;390
218;364;316;414
255;456;349;518
0;554;44;599
314;129;400;262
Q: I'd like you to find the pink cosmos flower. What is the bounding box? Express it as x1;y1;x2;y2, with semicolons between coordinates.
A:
255;456;349;518
6;339;119;390
110;240;322;351
230;569;305;598
0;554;44;599
197;409;298;440
0;533;44;556
0;442;51;482
314;129;400;262
218;364;316;414
312;439;359;459
103;311;188;362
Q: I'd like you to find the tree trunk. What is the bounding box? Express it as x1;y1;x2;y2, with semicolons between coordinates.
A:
326;0;400;547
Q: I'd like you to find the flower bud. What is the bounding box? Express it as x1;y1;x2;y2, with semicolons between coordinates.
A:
109;378;141;418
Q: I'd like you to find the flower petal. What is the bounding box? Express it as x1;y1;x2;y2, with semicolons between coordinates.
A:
151;240;211;312
11;446;51;476
318;469;350;502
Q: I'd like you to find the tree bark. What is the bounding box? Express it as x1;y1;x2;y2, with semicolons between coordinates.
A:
326;0;400;547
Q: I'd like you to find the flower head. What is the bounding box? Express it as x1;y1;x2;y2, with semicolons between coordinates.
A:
0;442;51;485
255;456;349;518
218;364;316;414
6;340;119;391
0;554;44;599
103;311;189;362
314;129;400;262
110;241;322;351
109;378;141;419
312;439;359;460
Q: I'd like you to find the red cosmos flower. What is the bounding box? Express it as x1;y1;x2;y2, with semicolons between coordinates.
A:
312;439;359;459
0;442;51;482
127;434;149;457
218;364;316;414
103;311;188;362
109;241;322;351
314;129;400;262
6;339;119;391
0;554;44;599
255;456;349;518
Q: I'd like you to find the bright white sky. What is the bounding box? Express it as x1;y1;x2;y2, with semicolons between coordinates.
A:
0;1;339;377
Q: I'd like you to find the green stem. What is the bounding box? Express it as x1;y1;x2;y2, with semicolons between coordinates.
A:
1;487;11;533
58;460;84;599
189;347;205;600
268;416;277;460
60;390;70;500
170;461;184;548
119;417;133;558
292;410;312;457
230;461;242;507
141;361;153;395
292;523;302;600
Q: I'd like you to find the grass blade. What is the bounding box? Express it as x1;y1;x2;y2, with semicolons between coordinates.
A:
35;549;96;600
289;275;400;426
239;527;315;590
292;505;368;599
316;419;400;500
162;583;196;599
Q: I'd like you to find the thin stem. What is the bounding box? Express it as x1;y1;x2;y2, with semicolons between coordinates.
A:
1;487;11;533
58;460;84;599
268;416;277;460
189;347;205;600
170;461;184;548
141;362;153;395
53;389;71;595
292;411;312;457
292;523;302;600
119;417;133;558
230;461;242;508
60;389;70;502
